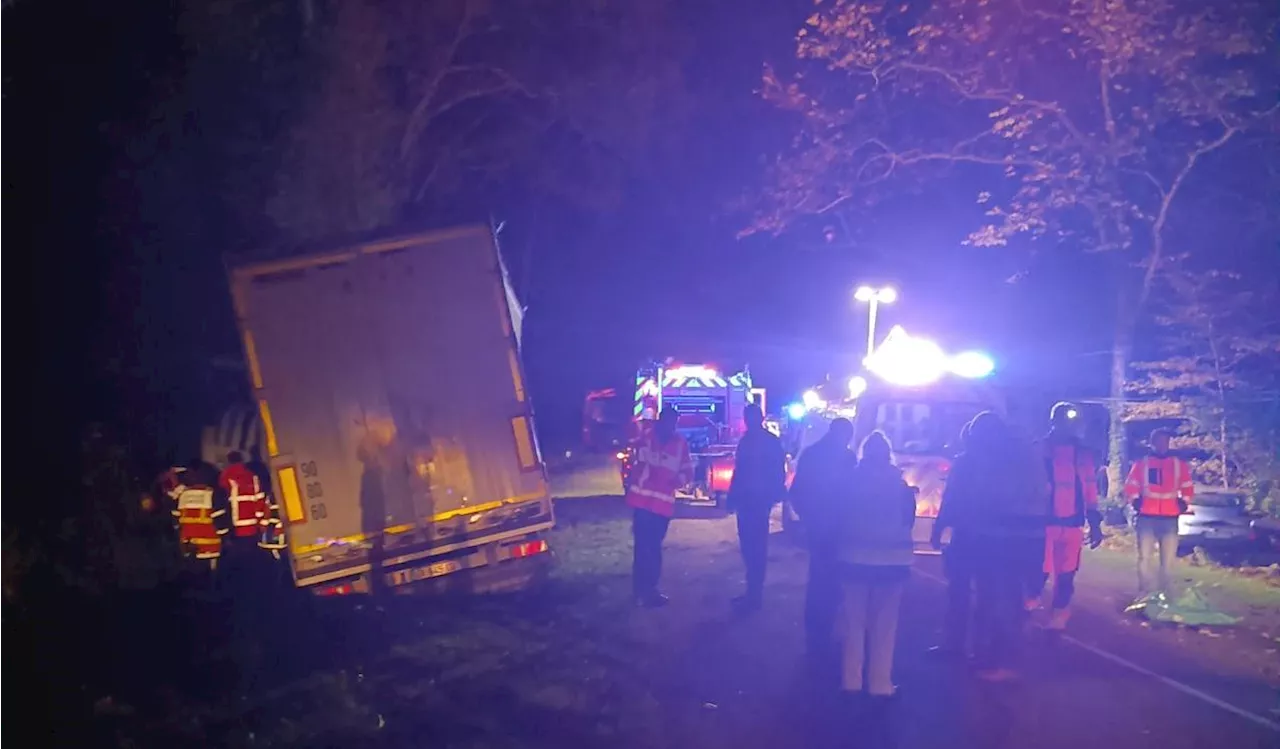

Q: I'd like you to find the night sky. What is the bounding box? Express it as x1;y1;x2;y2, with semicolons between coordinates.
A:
6;0;1270;492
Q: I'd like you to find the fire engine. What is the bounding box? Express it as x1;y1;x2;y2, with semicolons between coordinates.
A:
581;388;627;451
781;327;1003;551
619;360;766;512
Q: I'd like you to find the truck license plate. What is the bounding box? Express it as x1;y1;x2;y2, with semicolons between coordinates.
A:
387;560;461;587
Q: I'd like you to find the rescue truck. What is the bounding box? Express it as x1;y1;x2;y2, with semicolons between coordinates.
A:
581;387;627;452
225;224;554;595
782;327;1003;552
619;361;766;512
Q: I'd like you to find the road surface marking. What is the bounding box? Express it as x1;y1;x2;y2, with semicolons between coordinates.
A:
912;568;1280;733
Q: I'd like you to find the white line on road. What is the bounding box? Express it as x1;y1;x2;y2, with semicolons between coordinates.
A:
912;568;1280;733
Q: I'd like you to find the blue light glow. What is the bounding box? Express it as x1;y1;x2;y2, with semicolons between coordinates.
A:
949;351;995;379
786;403;807;420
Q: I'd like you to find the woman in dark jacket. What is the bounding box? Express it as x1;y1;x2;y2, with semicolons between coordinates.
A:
836;431;916;698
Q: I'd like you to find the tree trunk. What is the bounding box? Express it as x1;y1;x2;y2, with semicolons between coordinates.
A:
1107;325;1130;505
1107;283;1136;506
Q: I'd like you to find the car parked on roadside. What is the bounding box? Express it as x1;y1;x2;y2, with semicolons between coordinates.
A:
1250;515;1280;551
1177;487;1260;551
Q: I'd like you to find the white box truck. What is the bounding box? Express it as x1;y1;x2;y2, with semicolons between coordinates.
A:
227;224;554;595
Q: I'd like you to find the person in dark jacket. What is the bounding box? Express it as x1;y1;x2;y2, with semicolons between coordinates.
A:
728;402;787;612
789;417;857;660
837;431;916;698
932;411;1044;681
929;419;975;657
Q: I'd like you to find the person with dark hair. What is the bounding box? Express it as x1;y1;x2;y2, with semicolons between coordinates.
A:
728;402;787;613
933;411;1044;681
837;431;915;699
789;417;857;661
624;407;693;607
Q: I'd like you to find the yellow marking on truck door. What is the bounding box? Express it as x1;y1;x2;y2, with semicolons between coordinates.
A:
511;416;537;470
293;532;372;555
277;465;306;524
243;331;264;389
507;349;526;402
427;490;548;522
291;491;550;554
258;399;280;457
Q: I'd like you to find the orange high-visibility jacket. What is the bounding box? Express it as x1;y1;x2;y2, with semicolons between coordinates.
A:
171;483;228;559
1124;455;1194;517
1043;437;1098;526
625;432;694;518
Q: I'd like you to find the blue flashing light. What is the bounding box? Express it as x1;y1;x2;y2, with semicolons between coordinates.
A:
950;351;995;379
786;403;807;420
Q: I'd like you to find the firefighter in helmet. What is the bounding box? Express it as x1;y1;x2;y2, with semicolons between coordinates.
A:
1026;402;1103;630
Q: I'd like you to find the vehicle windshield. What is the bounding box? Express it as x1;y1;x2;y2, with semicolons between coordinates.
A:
869;400;987;456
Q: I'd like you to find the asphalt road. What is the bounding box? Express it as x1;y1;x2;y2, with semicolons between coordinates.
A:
633;509;1280;749
541;457;1280;748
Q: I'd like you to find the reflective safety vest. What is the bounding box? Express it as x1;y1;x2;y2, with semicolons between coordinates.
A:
1124;455;1194;517
219;465;266;538
258;494;287;558
170;483;227;563
1043;438;1098;526
624;432;693;518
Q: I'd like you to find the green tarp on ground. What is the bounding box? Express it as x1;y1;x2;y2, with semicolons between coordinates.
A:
1124;588;1241;626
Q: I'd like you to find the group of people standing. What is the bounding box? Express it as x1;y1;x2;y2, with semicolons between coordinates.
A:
155;451;287;575
622;399;1196;698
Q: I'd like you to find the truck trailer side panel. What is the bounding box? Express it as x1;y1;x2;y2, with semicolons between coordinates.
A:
231;226;552;589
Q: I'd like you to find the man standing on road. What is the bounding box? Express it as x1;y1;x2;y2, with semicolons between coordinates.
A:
1125;428;1194;595
727;402;787;613
1026;403;1104;630
934;412;1044;681
788;417;857;663
625;407;693;608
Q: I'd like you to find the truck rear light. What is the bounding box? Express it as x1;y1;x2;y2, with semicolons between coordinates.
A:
710;467;734;492
316;582;355;597
510;539;549;558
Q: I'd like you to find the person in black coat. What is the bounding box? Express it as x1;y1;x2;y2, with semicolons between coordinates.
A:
727;402;787;612
788;417;857;660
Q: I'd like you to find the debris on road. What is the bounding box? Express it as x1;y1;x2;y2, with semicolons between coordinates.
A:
1125;589;1241;626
